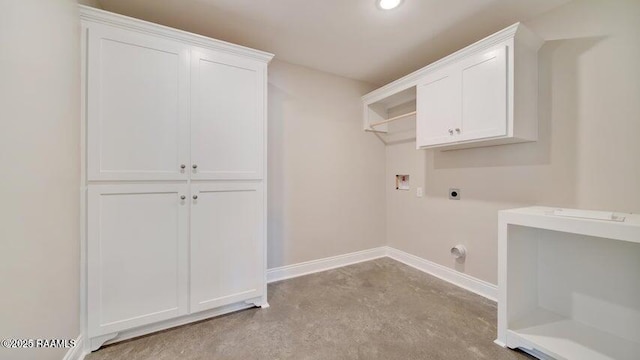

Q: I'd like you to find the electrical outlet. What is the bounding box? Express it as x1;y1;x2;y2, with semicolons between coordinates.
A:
416;187;423;197
449;188;460;200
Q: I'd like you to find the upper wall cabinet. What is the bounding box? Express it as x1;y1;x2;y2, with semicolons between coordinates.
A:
87;24;191;180
362;23;542;151
85;16;269;181
417;44;509;148
190;49;264;180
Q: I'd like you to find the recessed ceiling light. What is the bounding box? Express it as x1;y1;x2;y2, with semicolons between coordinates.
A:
378;0;403;10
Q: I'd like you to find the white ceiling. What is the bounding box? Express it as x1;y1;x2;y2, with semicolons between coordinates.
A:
97;0;570;85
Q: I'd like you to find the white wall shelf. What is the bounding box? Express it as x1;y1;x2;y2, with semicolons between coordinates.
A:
497;206;640;360
362;86;417;144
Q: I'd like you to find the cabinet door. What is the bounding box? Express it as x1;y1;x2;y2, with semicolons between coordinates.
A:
458;45;508;141
86;24;190;181
190;182;264;313
87;184;189;336
416;68;460;148
190;49;264;180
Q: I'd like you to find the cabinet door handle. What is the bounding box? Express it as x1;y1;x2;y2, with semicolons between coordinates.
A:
180;164;186;169
455;128;461;133
192;195;198;200
180;195;186;200
448;129;454;135
192;164;198;169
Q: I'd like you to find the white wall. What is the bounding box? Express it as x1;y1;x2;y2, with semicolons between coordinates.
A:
268;60;386;268
0;1;80;359
386;0;640;284
77;0;101;8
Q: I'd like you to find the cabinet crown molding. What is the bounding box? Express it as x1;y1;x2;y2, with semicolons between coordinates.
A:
79;5;274;63
362;22;542;105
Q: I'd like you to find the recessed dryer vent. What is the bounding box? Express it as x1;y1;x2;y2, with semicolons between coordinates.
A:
395;175;410;190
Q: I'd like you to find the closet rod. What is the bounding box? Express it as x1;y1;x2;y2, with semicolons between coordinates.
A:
369;111;417;127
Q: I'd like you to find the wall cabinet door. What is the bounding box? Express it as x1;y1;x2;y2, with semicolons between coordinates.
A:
458;45;508;141
190;49;264;180
86;25;190;181
190;182;264;313
416;44;510;148
416;68;460;148
87;184;189;336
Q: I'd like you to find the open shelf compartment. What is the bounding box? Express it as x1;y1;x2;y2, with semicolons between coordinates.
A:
508;307;640;360
363;86;416;133
497;207;640;360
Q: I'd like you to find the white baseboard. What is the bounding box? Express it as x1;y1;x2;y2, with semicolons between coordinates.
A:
267;247;387;283
62;334;85;360
386;247;497;301
103;302;255;347
267;246;497;301
494;339;507;347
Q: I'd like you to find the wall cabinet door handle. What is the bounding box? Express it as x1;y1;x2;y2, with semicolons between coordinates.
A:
455;128;461;133
192;195;198;200
448;129;454;135
180;195;186;200
180;164;186;169
192;164;198;169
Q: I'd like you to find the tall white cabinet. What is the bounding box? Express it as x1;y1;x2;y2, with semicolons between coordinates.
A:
80;6;273;351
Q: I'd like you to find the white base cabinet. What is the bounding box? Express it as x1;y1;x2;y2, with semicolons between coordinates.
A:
497;207;640;360
80;5;273;351
190;183;265;313
87;185;189;336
